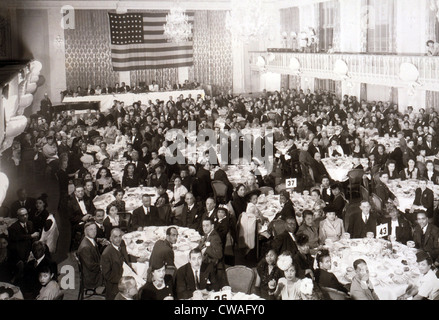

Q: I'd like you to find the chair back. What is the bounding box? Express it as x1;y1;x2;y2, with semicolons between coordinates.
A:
322;287;350;300
211;180;228;204
360;185;370;202
54;291;65;300
371;193;383;215
118;212;132;232
258;186;274;196
73;251;85;297
348;169;364;185
226;266;255;294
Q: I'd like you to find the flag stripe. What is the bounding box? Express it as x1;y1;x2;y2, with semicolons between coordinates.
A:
113;61;194;72
112;49;193;58
112;53;193;63
113;56;193;66
111;44;193;52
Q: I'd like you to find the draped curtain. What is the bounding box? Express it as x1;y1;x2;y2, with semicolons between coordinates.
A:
332;1;341;52
280;8;300;34
188;11;232;95
426;91;439;112
64;10;120;89
427;4;438;42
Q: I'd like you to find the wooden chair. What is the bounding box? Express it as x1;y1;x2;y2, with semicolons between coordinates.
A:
371;193;384;216
73;252;105;300
347;169;364;201
117;212;132;232
258;186;274;196
322;287;350;300
226;266;255;294
360;185;370;202
211;180;228;204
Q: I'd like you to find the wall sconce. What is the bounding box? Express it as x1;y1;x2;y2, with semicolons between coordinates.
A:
54;35;64;52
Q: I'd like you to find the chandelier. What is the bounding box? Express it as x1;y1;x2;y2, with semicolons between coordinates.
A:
226;0;271;43
163;7;193;43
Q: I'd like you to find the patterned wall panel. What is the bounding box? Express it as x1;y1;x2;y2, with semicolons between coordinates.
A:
64;10;119;89
280;8;300;34
190;11;232;95
0;10;11;59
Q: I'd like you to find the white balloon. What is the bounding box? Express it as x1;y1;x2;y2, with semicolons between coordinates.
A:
30;60;42;74
3;95;18;122
334;59;349;76
18;94;34;112
399;63;419;82
5;115;28;139
289;57;301;71
0;172;9;207
26;82;37;94
256;56;266;68
267;52;275;62
29;75;39;83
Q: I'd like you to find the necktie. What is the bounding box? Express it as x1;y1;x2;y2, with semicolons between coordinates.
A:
21;201;25;207
195;270;200;289
24;223;28;233
364;215;368;224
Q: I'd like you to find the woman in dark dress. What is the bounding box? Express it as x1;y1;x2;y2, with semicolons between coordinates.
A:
231;184;247;220
314;250;348;294
351;137;365;159
256;249;284;300
122;163;140;188
0;235;16;283
139;261;174;300
29;194;50;234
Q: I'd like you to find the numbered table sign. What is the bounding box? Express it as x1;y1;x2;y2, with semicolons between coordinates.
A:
209;290;232;300
285;178;297;190
376;224;388;239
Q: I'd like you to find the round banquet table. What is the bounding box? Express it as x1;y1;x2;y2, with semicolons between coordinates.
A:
189;289;264;300
321;156;369;182
328;238;421;300
0;282;24;300
88;159;129;184
212;165;268;187
93;186;173;212
386;179;439;212
123;226;201;270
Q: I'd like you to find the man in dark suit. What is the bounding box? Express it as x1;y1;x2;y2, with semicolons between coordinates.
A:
348;201;380;239
424;134;437;156
179;193;204;232
198;219;223;265
126;150;148;183
213;164;234;202
320;176;334;204
274;190;296;221
402;140;417;167
214;207;230;251
413;211;439;262
131;195;159;231
149;227;178;269
175;248;220;299
201;197;218;226
271;216;298;257
100;228;131;300
20;241;57;300
412;178;435;220
308;137;324;158
118;82;131;93
423;161;439;185
310;152;330;184
9;188;36;219
129;127;143;153
77;222;102;290
382;208;412;245
8;208;39;263
67;185;96;251
101;84;113;94
374;172;397;205
193;162;213;202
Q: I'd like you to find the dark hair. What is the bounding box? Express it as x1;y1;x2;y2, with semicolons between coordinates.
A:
316;249;331;267
113;188;125;197
36;193;48;208
296;233;309;247
166;227;177;236
427;40;435;46
302;210;313;219
353;259;367;270
311;189;321;196
189;248;202;259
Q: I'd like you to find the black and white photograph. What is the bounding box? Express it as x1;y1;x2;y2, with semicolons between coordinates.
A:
0;0;439;306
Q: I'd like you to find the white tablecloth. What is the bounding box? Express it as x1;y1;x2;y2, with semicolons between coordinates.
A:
62;90;205;112
329;238;420;300
386;179;439;212
321;157;369;182
89;159;129;184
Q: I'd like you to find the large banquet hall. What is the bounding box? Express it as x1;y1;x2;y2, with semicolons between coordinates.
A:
0;0;439;302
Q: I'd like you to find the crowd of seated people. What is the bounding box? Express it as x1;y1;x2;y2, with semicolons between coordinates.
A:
61;80;203;98
2;85;439;300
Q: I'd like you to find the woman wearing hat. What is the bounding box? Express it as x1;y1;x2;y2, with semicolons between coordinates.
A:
319;206;345;243
139;260;174;300
398;251;439;300
78;154;94;181
238;189;267;255
29;194;50;234
231;184;247;220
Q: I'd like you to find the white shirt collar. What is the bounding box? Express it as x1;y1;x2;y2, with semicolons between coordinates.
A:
112;243;120;251
423;224;428;234
143;206;149;213
36;254;45;266
188;204;194;210
86;236;96;246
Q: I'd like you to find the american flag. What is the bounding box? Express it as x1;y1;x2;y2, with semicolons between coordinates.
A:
108;12;194;71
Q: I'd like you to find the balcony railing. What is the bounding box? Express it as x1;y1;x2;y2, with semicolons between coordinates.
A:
249;50;439;91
